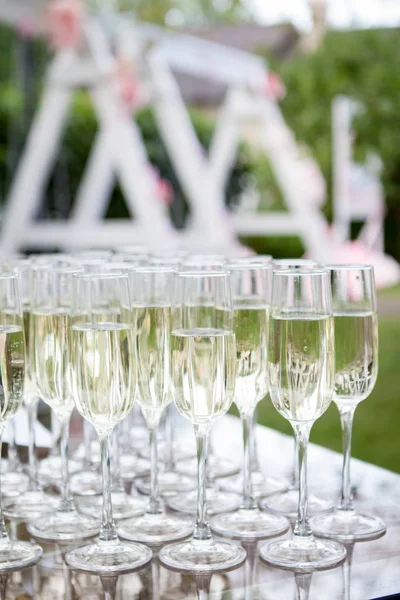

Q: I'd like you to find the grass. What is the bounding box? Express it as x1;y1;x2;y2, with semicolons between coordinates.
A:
255;316;400;474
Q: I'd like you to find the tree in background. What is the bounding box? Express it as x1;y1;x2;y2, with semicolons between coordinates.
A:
264;27;400;260
116;0;250;25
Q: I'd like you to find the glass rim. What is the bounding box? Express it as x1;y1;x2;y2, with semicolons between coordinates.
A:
325;263;374;271
177;269;230;278
227;261;273;272
0;272;19;280
130;266;176;274
273;267;328;277
101;262;138;271
32;264;83;274
72;271;129;280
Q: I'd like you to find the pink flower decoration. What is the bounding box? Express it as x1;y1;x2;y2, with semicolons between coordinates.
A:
16;17;36;39
265;71;286;101
116;58;149;110
47;0;85;50
149;167;174;206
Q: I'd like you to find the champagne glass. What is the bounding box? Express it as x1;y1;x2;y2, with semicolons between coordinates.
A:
72;262;147;508
4;260;58;520
311;265;386;541
27;265;99;542
117;267;193;544
0;272;42;570
65;272;152;574
259;269;346;571
159;270;247;572
211;260;289;539
165;257;241;515
260;258;333;518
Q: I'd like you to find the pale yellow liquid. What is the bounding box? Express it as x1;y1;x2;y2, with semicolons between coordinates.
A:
0;325;25;421
70;322;135;435
233;303;269;414
134;305;171;427
171;328;237;425
333;311;378;406
268;314;334;422
30;309;74;418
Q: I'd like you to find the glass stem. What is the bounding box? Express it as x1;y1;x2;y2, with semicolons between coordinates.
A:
193;424;211;541
50;410;59;457
0;425;9;543
343;544;354;600
339;406;356;512
148;423;162;515
250;407;260;473
294;573;312;600
100;576;118;600
195;574;211;600
7;418;18;471
99;432;118;542
293;422;313;540
27;398;39;489
111;428;124;493
83;419;93;469
291;436;300;489
242;410;257;510
59;414;74;512
164;404;174;471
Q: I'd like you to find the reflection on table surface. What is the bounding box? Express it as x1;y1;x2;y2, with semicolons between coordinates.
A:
1;522;399;600
3;415;400;599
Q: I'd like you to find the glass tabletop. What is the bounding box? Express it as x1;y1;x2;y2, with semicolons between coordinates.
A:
3;415;400;599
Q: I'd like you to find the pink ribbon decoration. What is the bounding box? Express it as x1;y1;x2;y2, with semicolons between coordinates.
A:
47;0;85;50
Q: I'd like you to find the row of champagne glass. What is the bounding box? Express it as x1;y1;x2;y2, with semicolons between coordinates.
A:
0;248;384;576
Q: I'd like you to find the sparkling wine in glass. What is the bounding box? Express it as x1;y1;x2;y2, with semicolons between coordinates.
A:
211;260;289;540
117;267;194;544
310;264;386;542
260;258;333;518
0;272;42;570
159;270;247;572
4;259;58;520
65;272;152;574
259;268;347;571
27;265;99;543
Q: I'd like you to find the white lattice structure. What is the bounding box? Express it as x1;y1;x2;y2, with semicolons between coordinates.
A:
0;3;397;284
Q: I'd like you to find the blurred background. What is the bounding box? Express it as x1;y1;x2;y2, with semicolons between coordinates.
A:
0;0;399;472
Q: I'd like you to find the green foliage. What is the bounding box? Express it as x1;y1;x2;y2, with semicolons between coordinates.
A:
267;28;400;259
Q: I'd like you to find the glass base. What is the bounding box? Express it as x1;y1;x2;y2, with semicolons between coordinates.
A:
65;539;152;576
176;456;240;480
70;470;102;496
4;489;59;521
77;491;146;520
119;455;150;481
117;511;194;545
259;536;347;573
221;472;287;498
28;509;99;543
159;538;246;573
38;456;82;486
0;540;42;572
260;488;333;519
135;472;196;497
139;442;196;462
310;509;387;542
166;488;241;516
211;508;290;541
2;471;29;498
